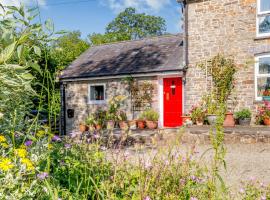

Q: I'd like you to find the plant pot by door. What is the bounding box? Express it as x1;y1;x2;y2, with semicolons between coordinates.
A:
79;124;88;132
239;118;251;126
223;112;235;127
264;117;270;126
137;120;146;129
207;115;217;125
196;118;204;126
146;121;158;129
106;120;115;130
119;121;129;130
182;116;191;124
128;120;137;130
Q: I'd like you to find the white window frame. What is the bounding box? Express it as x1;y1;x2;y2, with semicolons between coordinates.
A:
88;83;106;104
257;0;270;37
255;54;270;101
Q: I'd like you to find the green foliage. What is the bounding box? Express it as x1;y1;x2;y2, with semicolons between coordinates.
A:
89;7;166;45
190;105;206;122
50;31;89;70
141;109;159;121
199;54;237;104
235;109;252;120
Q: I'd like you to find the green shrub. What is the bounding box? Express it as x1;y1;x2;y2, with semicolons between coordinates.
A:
141;109;159;121
235;109;252;120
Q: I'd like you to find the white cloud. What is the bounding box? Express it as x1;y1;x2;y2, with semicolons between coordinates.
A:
1;0;46;7
103;0;171;13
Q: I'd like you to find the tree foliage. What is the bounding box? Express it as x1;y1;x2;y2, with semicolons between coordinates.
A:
89;7;166;45
50;31;89;70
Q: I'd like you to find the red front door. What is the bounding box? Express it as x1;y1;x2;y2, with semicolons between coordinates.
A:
163;77;183;127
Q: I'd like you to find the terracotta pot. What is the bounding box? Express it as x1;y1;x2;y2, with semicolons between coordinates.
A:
196;120;203;126
79;124;88;132
106;120;115;130
223;112;235;127
128;120;137;130
146;120;158;129
264;117;270;126
137;120;146;129
95;124;102;131
182;116;191;124
119;121;129;130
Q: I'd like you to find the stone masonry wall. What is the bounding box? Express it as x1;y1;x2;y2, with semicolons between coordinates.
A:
65;77;158;133
185;0;270;119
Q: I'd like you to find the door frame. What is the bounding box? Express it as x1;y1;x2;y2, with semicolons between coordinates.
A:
158;74;185;128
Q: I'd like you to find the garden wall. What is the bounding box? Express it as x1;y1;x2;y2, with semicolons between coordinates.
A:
64;77;158;133
185;0;270;119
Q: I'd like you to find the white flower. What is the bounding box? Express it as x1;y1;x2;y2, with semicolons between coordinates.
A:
0;112;3;119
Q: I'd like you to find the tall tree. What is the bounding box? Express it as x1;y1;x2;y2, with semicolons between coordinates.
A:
50;31;89;70
89;7;166;45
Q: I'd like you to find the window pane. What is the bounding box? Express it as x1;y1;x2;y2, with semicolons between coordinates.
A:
259;57;270;74
258;15;270;34
90;86;104;101
260;0;270;12
257;77;270;97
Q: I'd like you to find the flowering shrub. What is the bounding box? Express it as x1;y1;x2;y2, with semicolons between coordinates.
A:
256;101;270;124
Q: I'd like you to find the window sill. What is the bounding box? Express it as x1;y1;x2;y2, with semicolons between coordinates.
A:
88;100;107;105
254;35;270;40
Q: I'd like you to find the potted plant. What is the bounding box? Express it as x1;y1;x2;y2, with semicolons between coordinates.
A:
181;113;192;125
118;111;129;130
203;94;218;125
143;109;159;129
94;109;106;131
263;110;270;126
137;113;146;129
85;115;96;131
235;109;252;126
106;113;116;130
190;105;205;126
79;122;88;132
263;89;270;101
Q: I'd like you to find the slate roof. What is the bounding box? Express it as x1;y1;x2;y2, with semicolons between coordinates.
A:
60;34;184;80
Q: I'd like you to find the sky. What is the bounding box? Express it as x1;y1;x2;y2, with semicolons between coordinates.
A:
1;0;183;39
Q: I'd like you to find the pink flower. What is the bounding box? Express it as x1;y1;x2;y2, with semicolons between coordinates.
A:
190;197;198;200
261;195;266;200
144;197;151;200
239;188;245;194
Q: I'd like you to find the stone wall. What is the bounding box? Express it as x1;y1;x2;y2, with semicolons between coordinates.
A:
65;77;158;133
185;0;270;119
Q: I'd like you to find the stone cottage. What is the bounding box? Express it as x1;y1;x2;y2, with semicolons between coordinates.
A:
60;35;185;134
60;0;270;134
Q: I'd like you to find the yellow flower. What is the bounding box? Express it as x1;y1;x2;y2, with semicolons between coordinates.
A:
0;158;14;171
48;144;53;149
1;143;9;148
15;148;27;158
36;130;46;138
0;135;6;143
21;158;35;171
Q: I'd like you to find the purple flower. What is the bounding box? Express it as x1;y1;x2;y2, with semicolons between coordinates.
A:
64;143;71;149
52;135;61;142
37;172;49;180
93;134;100;139
144;196;151;200
25;140;33;146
